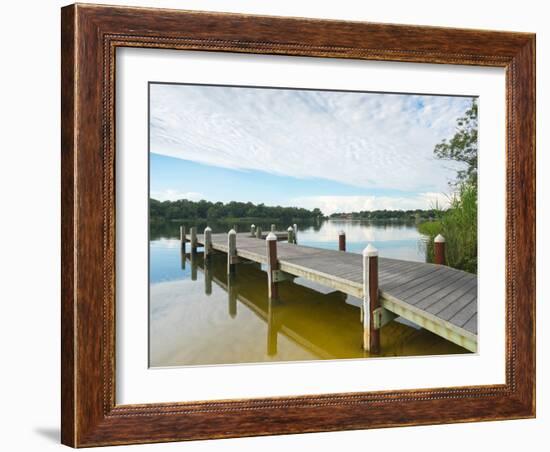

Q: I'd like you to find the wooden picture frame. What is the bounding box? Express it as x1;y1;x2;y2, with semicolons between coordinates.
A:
61;3;535;447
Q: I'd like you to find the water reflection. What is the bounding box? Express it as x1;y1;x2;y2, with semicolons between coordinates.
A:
299;220;426;262
149;247;467;367
151;219;426;284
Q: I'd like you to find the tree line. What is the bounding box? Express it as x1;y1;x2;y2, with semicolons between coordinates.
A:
329;209;439;221
150;198;324;224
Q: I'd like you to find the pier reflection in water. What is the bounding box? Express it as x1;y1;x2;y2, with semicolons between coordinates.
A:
149;243;467;367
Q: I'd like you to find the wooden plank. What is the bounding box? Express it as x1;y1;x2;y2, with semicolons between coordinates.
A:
413;273;476;309
281;257;358;274
379;265;441;288
385;266;451;296
378;262;423;277
448;298;478;329
422;282;477;316
462;313;478;334
379;259;418;271
436;289;479;322
389;272;472;307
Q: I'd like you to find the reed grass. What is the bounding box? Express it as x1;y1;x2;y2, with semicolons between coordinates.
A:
418;183;477;274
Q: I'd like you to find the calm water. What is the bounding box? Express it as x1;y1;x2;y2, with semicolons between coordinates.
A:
149;220;467;367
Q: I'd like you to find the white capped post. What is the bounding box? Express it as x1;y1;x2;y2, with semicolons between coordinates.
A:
271;224;276;232
203;226;212;259
287;226;294;245
250;224;256;237
255;225;262;239
362;244;380;353
293;223;298;244
227;229;237;275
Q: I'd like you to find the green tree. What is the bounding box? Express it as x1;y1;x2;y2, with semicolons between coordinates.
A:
418;98;479;273
434;98;478;187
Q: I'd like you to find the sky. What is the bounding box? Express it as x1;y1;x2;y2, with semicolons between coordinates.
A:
149;83;475;214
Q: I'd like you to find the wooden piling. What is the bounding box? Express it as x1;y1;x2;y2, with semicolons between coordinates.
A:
362;244;380;353
293;223;298;244
227;229;237;275
255;226;262;239
190;227;197;253
228;275;237;318
287;226;294;245
434;234;446;265
204;258;212;295
271;224;276;232
250;224;256;237
267;299;277;356
190;249;197;281
180;249;186;270
203;226;212;259
266;232;279;300
338;230;346;251
180;225;186;251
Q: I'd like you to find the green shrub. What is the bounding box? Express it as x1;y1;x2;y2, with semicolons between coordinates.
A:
418;183;477;274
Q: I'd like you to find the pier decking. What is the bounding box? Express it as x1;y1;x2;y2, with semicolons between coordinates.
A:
185;230;477;352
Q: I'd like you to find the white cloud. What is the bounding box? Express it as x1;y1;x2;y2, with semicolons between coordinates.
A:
151;189;204;202
150;84;473;193
292;193;451;215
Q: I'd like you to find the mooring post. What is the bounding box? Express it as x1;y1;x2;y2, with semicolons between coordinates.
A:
190;248;197;281
338;230;346;251
293;223;298;244
267;299;278;356
233;224;238;233
287;226;294;244
266;232;279;300
255;226;262;239
203;226;212;259
180;225;186;251
362;244;380;353
190;227;197;253
271;224;276;232
434;234;446;265
228;274;237;318
204;258;212;296
180;249;186;270
227;229;237;275
250;224;256;237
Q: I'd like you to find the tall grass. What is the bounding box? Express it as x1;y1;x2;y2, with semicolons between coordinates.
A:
418;183;477;274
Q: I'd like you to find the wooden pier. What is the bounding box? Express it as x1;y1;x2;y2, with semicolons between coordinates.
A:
188;255;463;359
183;227;478;353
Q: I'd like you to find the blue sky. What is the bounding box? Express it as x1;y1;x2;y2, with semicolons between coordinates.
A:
150;83;474;214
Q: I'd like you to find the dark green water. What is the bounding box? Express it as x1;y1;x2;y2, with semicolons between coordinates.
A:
149;220;468;367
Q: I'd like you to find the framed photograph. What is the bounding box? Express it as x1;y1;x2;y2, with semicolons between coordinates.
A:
61;3;535;447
